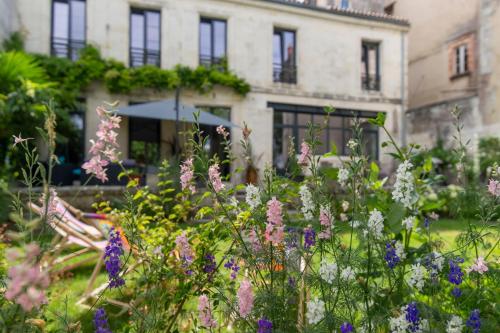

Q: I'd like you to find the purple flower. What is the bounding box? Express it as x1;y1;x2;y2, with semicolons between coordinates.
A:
94;308;112;333
288;276;296;288
405;302;420;333
384;241;401;269
285;227;299;249
423;217;430;228
203;253;216;275
340;322;354;333
258;317;273;333
303;226;316;250
104;228;125;288
448;257;463;297
466;309;480;333
224;257;240;280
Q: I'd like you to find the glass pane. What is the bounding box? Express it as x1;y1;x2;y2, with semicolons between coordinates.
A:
368;46;377;75
200;21;212;58
213;21;226;58
274;111;283;126
273;33;282;65
282;112;295;126
329;115;343;128
70;0;85;41
316;126;328;154
283;31;295;63
131;13;144;49
53;2;69;39
312;114;327;127
297;113;311;127
362;131;378;160
146;11;160;51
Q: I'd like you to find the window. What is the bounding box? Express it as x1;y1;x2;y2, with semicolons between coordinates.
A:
197;107;231;177
51;0;86;60
455;44;468;75
340;0;350;9
273;29;296;84
270;103;379;172
129;117;161;166
199;18;227;67
130;8;161;67
361;42;380;91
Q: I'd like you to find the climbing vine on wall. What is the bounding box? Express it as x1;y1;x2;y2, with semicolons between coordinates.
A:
33;45;251;102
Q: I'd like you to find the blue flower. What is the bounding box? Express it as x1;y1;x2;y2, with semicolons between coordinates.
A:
466;309;480;333
303;227;316;250
104;228;125;288
258;317;273;333
451;287;462;298
285;226;299;249
203;253;216;275
405;302;420;333
93;308;112;333
384;241;401;269
448;257;464;297
423;217;430;228
224;257;240;280
340;322;354;333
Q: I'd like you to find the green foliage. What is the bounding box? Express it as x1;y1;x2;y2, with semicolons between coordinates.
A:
0;52;47;94
33;45;251;104
479;137;500;178
2;32;25;52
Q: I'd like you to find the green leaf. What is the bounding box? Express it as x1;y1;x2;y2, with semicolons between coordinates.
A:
368;112;386;127
423;156;433;173
386;202;406;233
369;162;380;182
323;143;338;157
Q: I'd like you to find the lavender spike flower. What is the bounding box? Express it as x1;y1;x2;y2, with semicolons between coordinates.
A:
405;302;421;333
258;317;273;333
303;226;316;250
104;228;125;288
340;322;354;333
466;309;480;333
448;257;464;297
94;308;112;333
224;257;240;280
384;241;401;269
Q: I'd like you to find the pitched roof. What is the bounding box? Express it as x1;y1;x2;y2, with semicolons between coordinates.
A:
260;0;410;27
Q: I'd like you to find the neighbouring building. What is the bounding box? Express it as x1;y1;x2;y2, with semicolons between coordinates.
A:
387;0;500;153
1;0;409;184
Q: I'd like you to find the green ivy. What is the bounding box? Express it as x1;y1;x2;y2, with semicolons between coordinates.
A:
33;45;250;100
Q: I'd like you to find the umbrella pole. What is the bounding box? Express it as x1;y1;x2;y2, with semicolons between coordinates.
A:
174;86;180;157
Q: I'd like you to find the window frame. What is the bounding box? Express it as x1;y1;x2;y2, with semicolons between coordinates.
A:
128;115;162;166
50;0;86;60
455;44;469;76
361;41;381;91
269;103;380;169
129;7;162;67
199;17;227;67
273;28;297;84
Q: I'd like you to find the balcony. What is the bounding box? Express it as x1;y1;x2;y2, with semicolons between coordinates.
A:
361;74;380;91
273;63;297;84
51;37;85;61
130;47;161;67
199;55;227;70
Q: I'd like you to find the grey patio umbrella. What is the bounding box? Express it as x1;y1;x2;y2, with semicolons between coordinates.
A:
116;99;235;128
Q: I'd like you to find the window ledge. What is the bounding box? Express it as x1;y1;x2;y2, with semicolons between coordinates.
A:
450;72;471;80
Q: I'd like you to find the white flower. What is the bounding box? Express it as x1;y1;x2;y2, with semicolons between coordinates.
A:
390;304;426;333
230;196;239;207
338;167;350;188
395;241;406;260
367;209;384;239
407;263;427;291
402;216;415;231
245;184;261;210
392;160;419;209
347;139;358;150
319;259;337;284
351;220;361;228
446;315;464;333
340;213;348;222
341;266;356;281
306;298;325;325
341;200;349;212
427;251;444;276
299;185;314;220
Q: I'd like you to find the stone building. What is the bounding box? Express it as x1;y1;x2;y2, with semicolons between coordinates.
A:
1;0;409;183
387;0;500;151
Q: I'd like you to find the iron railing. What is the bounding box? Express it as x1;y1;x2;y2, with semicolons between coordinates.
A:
130;47;161;67
361;74;380;91
199;54;226;70
273;63;297;84
51;38;85;60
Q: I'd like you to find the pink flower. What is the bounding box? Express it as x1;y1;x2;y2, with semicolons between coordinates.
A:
175;232;194;266
247;228;262;252
180;158;196;194
265;197;284;245
216;125;229;139
208;164;225;193
318;207;332;239
198;294;217;328
298;141;311;165
487;179;500;196
82;106;121;182
237;279;254;318
5;243;50;312
468;257;488;274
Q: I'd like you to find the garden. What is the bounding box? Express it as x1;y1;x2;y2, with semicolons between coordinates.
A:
0;36;499;333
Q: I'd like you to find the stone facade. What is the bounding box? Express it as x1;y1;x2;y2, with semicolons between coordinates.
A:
390;0;500;151
2;0;409;180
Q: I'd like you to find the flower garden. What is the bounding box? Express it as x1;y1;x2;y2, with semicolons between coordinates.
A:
0;98;498;333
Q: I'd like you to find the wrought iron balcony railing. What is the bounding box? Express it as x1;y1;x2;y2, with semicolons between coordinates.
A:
130;47;161;67
273;63;297;84
199;55;227;70
51;38;85;61
361;74;380;91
